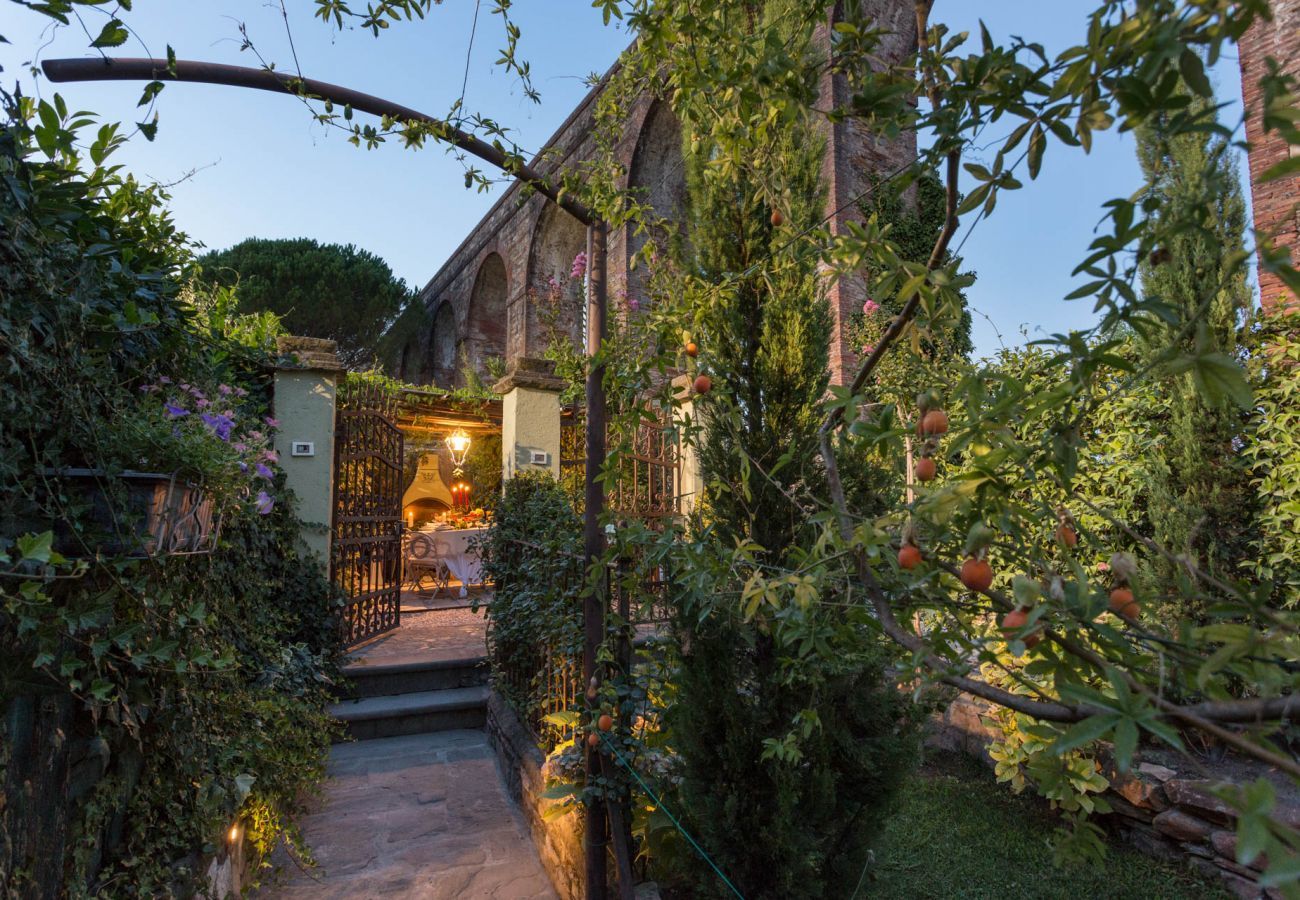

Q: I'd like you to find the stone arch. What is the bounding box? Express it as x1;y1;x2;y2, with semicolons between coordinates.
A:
466;252;508;367
527;202;588;352
626;100;688;310
424;301;458;388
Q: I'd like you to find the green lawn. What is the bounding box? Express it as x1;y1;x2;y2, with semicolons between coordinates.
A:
868;753;1229;899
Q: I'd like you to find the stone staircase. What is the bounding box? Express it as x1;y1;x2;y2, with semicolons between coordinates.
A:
331;655;490;741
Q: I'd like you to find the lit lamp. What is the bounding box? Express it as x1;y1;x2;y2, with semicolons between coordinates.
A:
445;428;472;476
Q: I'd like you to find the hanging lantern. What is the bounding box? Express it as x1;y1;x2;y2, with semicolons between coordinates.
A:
445;428;472;474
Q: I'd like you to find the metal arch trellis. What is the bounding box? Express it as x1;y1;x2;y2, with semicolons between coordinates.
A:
332;376;405;647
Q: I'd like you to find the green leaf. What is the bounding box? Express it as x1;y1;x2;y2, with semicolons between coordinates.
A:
234;773;256;801
1027;123;1045;179
91;20;129;48
1191;352;1253;409
1259;154;1300;184
1050;713;1118;755
17;531;53;564
1178;49;1213;98
1112;719;1138;772
542;710;579;728
541;781;580;800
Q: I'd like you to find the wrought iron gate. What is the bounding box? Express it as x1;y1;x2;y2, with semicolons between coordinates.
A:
332;376;404;647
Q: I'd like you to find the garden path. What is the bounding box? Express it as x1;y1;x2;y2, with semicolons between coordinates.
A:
257;730;556;899
347;606;489;666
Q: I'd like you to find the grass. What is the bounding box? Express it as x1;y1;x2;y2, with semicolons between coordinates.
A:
867;753;1230;899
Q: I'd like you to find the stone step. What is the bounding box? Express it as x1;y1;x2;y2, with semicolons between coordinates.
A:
341;655;488;699
330;685;489;742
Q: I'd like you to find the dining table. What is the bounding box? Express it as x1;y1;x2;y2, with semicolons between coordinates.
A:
419;524;489;597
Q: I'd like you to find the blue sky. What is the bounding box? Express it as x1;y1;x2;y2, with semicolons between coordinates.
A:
1;1;1251;359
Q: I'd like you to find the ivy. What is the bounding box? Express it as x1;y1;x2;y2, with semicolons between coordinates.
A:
0;95;341;895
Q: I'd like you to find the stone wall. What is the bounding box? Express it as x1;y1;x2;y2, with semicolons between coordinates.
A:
485;691;586;900
1239;0;1300;312
398;1;918;389
930;694;1299;900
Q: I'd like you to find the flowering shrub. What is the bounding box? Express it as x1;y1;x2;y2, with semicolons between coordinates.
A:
132;376;281;515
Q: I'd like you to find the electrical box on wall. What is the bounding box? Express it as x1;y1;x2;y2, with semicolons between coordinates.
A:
529;449;550;466
290;441;315;457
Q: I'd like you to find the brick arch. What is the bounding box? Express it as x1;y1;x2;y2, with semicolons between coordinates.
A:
626;99;688;310
465;251;508;366
424;301;458;388
526;202;588;351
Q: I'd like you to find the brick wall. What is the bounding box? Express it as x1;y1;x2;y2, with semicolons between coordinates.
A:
403;1;918;388
1240;0;1300;312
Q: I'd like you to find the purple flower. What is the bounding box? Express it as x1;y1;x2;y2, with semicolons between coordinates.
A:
179;383;191;391
863;299;880;315
264;416;281;429
547;275;560;292
238;461;248;473
218;384;233;396
233;442;249;453
195;397;211;409
140;384;156;393
158;376;172;385
234;387;248;398
189;388;206;400
255;490;274;516
255;462;274;480
164;403;190;419
627;296;640;312
570;251;587;280
200;412;235;441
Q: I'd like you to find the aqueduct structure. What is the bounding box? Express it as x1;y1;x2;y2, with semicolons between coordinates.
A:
392;0;919;389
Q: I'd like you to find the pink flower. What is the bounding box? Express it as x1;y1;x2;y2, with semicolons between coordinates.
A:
234;387;248;398
627;296;640;312
263;449;279;463
233;442;249;453
570;251;587;280
195;397;211;409
218;384;234;396
264;416;280;429
863;299;880;315
861;344;876;356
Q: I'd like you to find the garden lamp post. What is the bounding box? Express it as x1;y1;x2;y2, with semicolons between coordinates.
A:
41;55;617;900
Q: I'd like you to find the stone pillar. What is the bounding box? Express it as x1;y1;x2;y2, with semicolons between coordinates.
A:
494;357;566;481
672;374;705;516
271;336;345;569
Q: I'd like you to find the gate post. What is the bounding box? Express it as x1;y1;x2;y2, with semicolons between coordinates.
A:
271;336;345;569
672;374;704;516
494;357;567;482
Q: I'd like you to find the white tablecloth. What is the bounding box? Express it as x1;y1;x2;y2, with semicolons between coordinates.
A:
420;525;487;595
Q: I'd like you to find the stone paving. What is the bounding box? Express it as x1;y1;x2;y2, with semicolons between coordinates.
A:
348;607;489;667
257;730;556;900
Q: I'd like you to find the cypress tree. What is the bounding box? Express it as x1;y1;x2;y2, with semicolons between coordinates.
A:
665;5;917;896
1133;81;1256;606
